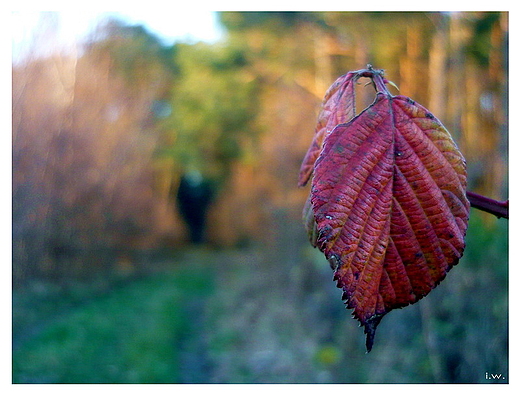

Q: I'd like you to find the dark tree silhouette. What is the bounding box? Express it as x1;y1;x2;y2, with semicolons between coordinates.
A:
176;171;214;243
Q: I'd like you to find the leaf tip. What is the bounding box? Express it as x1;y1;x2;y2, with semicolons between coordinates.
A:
363;314;385;353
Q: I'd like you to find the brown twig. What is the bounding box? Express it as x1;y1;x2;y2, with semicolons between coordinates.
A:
466;191;508;219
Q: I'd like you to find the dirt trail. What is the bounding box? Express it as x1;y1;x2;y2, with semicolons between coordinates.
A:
173;237;349;383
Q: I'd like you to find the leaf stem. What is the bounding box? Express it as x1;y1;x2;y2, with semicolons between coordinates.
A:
466;191;508;219
372;74;390;95
358;65;391;96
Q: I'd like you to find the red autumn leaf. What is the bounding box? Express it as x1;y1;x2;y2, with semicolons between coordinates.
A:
306;68;470;352
298;71;360;187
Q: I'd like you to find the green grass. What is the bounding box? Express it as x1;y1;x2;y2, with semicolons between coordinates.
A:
13;264;214;383
12;213;508;384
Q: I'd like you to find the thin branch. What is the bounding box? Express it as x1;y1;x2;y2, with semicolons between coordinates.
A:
467;191;508;219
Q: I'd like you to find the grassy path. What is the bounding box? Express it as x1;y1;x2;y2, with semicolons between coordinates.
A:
12;250;216;383
12;213;509;383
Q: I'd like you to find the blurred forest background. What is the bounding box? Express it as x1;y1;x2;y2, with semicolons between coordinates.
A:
12;11;508;384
